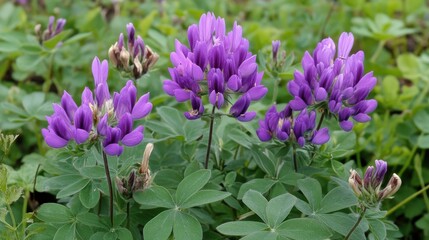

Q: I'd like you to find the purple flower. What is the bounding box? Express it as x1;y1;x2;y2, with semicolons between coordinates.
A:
272;40;280;63
256;106;329;147
163;12;267;121
41;16;66;41
184;92;204;120
287;32;377;131
42;57;152;156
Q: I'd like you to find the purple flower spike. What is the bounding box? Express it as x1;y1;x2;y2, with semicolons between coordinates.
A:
287;32;377;131
163;12;266;122
43;56;152;156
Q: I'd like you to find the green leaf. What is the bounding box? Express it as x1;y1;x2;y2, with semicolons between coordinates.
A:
368;219;386;240
315;213;366;240
297;178;322;210
79;166;106;179
266;193;296;228
79;182;100;209
63;32;92;45
175;169;211;205
397;53;421;82
133;185;175;209
53;223;76;240
216;221;268;236
115;228;133;240
250;150;276;177
143;210;174;240
237;178;277;199
157;106;185;135
173;211;202;240
22;92;45;115
242;190;268;223
241;231;278;240
277;218;331;240
4;185;22;204
37;203;74;224
319;187;357;213
43;29;72;49
56;178;90;199
417;135;429;149
76;212;107;229
181;190;230;209
414;109;429;133
41;174;82;191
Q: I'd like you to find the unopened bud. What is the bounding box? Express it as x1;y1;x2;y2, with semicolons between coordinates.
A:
349;169;362;196
119;49;130;69
272;40;280;63
363;166;373;189
378;173;401;200
133;57;143;79
139;143;153;189
142;46;159;74
34;24;42;36
108;45;119;67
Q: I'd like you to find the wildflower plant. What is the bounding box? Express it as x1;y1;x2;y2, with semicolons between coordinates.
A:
163;12;267;168
2;2;422;240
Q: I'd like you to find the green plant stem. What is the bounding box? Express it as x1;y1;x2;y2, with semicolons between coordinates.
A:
292;145;298;172
387;184;429;216
319;1;335;38
344;207;366;240
316;111;326;131
102;150;114;226
398;144;418;176
271;77;280;103
370;40;386;63
21;189;30;236
126;202;130;229
6;204;16;228
204;106;216;169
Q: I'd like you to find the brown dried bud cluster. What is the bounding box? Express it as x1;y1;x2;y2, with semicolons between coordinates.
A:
116;143;154;199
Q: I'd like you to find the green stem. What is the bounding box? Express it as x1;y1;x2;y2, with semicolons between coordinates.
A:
6;204;16;228
292;145;298;172
370;41;386;63
344;207;366;240
387;184;429;216
316;111;326;131
271;77;280;103
356;132;362;169
398;144;418;176
126;202;130;229
319;1;335;38
21;189;30;236
204;106;216;169
102;150;114;226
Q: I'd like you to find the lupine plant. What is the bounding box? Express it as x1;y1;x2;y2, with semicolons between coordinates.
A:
2;1;429;239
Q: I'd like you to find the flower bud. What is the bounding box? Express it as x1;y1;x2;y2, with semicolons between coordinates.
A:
378;173;401;200
142;46;159;74
272;40;280;63
133;56;143;79
119;49;130;69
108;44;119;68
348;169;362;197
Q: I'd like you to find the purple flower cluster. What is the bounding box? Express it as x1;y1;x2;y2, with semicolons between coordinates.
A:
42;57;152;156
163;12;267;121
256;104;329;147
287;32;377;131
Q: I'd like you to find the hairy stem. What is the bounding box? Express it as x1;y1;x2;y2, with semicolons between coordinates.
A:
204;106;216;169
387;184;429;216
345;207;366;240
21;189;30;236
102;150;114;226
126;201;130;229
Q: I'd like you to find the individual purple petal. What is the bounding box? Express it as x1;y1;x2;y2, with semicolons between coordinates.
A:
314;88;327;102
132;93;152;119
97;114;108;136
247;85;268;101
61;91;78;121
42;129;69;148
163;80;181;96
118;113;133;138
289;98;308;111
237;111;256;122
311;128;330;145
230;94;250;118
340;120;354;132
122;126;144;146
174;89;191;102
81;87;94;105
104;143;124;156
338;32;354;59
272;40;280;62
74;129;90;144
227;75;241;92
353;113;371;123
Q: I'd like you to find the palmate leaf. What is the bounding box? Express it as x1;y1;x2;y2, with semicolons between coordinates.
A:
266;193;296;228
143;210;175;240
175;169;211;206
180;190;231;209
216;221;268;236
173;211;202;240
277;218;331;240
242;190;268;223
133;185;175;209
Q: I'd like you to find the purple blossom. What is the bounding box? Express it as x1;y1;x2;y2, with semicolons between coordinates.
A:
42;57;152;156
287;32;377;131
163;12;267;121
41;16;66;41
256;105;329;147
272;40;280;63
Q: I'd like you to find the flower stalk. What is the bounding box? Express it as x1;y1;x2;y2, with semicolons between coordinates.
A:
102;150;114;226
205;106;216;169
